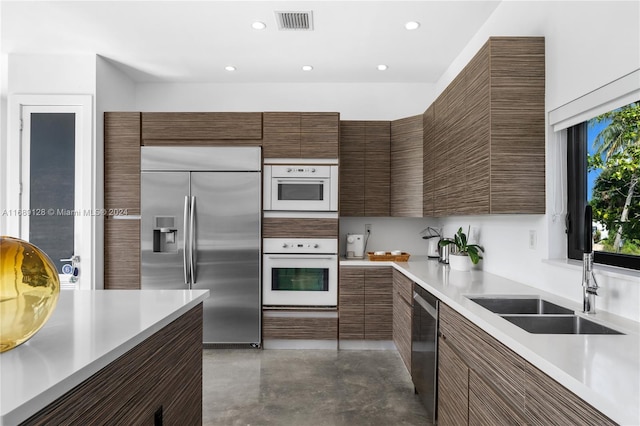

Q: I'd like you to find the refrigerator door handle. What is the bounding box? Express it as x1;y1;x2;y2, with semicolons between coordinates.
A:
190;195;197;285
183;195;190;285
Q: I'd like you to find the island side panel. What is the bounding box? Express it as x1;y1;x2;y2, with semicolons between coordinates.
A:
21;304;203;425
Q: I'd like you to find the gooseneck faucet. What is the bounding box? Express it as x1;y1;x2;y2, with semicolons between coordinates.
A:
582;205;598;314
582;251;599;314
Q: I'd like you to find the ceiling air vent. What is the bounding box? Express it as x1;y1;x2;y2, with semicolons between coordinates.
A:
275;11;314;31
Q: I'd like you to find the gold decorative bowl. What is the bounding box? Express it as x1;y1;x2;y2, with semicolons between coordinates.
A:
0;236;60;352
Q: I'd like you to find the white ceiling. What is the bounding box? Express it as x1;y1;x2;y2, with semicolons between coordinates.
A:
1;1;502;84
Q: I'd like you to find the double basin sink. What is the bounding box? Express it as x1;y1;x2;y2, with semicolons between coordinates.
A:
468;296;624;335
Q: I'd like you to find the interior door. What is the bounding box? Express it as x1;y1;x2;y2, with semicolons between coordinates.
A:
190;171;261;344
19;106;90;289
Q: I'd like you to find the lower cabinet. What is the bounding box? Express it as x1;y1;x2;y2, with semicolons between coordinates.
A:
438;303;616;426
392;269;412;372
23;304;203;425
338;266;392;341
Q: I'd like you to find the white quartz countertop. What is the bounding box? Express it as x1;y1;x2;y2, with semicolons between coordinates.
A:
341;257;640;425
0;289;209;425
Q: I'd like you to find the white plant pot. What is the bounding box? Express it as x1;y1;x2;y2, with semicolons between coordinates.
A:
449;253;473;272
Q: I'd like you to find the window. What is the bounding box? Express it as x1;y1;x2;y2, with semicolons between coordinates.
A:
567;101;640;270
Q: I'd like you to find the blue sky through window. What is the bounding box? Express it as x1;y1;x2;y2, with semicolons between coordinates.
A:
586;118;610;201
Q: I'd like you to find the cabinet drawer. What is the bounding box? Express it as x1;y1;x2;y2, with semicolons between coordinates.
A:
439;303;526;417
262;311;337;340
262;218;338;238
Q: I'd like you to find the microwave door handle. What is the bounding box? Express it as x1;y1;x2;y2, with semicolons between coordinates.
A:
183;195;190;285
190;196;197;286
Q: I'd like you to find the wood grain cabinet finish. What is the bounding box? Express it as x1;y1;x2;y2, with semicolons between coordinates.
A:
141;112;263;142
422;105;436;216
104;112;141;214
262;217;338;238
438;337;469;426
392;270;413;372
23;304;203;425
439;303;526;416
339;121;391;216
338;266;392;341
469;370;528;426
262;310;337;340
524;362;616;426
338;267;365;339
263;112;339;158
339;121;366;216
439;303;615;426
104;218;140;289
391;115;423;217
424;36;545;216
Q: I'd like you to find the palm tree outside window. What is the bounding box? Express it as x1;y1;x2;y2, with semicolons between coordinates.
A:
567;101;640;270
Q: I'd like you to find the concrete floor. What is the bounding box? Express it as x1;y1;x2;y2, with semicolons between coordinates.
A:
203;349;431;426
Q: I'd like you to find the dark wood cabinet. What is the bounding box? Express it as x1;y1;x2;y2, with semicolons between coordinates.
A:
263;112;339;158
391;115;423;217
438;338;469;426
23;305;203;425
424;36;545;216
392;270;412;372
338;266;392;340
339;121;390;216
141;112;263;143
104;112;141;290
438;302;615;426
262;217;338;238
422;105;436;216
262;310;338;340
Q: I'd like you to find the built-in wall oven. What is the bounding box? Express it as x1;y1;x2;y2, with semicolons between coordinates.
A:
264;165;338;212
263;238;338;307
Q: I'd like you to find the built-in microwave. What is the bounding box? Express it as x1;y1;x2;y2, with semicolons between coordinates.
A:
264;165;338;212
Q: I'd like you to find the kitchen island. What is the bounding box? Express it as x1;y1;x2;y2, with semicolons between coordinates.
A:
0;289;208;425
341;257;640;425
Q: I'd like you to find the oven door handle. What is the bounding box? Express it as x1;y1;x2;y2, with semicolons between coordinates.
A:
276;179;326;184
265;255;336;260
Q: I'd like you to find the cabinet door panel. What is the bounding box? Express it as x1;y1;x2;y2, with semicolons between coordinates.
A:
339;121;366;216
301;132;339;158
365;133;391;216
469;369;527;426
104;218;140;289
438;338;469;426
364;267;392;339
339;267;365;340
391;115;423;217
104;112;141;214
524;362;616;426
422;106;435;216
141;112;262;140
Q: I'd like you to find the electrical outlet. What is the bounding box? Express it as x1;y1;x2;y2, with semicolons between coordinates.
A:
529;230;537;249
365;224;372;234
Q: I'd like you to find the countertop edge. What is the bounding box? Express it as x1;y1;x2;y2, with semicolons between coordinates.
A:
1;290;209;426
340;258;639;425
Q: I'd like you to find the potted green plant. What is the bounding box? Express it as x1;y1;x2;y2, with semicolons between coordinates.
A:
439;226;484;271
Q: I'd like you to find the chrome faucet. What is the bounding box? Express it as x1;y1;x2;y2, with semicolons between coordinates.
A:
582;252;599;314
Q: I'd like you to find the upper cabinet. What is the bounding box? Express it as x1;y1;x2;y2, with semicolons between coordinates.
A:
141;112;263;145
263;112;339;159
339;121;391;216
424;36;545;215
391;115;423;217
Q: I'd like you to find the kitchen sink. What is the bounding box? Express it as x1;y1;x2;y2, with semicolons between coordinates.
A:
468;296;574;315
501;315;624;335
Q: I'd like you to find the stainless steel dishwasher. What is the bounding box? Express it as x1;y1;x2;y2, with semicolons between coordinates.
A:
411;285;439;423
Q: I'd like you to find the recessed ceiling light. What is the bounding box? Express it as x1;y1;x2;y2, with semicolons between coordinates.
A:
225;66;236;72
252;21;266;30
405;21;420;30
377;64;388;71
302;65;313;71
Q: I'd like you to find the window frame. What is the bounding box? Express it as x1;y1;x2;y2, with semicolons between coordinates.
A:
566;121;640;271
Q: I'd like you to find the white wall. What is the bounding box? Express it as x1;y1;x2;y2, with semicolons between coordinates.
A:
135;82;434;120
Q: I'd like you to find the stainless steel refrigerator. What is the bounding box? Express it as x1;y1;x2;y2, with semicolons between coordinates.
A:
141;146;261;345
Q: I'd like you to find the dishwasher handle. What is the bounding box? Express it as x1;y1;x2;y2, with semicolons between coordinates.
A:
414;291;438;319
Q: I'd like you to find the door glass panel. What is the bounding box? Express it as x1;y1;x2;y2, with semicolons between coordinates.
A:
29;113;75;273
271;268;329;291
277;183;324;201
